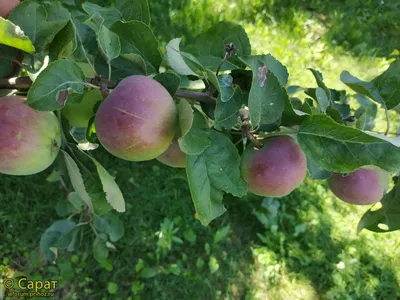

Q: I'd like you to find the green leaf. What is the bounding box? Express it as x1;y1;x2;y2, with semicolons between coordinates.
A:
281;96;308;127
40;220;77;262
0;17;35;53
116;0;150;24
297;115;400;173
68;192;86;212
315;87;329;113
209;256;220;274
166;38;202;77
49;20;77;60
358;178;400;233
97;55;147;81
214;89;242;130
111;20;161;73
186;130;247;225
214;225;230;244
308;68;331;101
178;109;211;155
26;60;86;111
218;75;235;102
97;25;121;63
120;53;147;74
194;21;251;68
72;19;97;66
0;45;20;78
9;1;70;51
93;213;125;242
62;150;94;212
354;94;377;131
306;157;331;180
241;56;287;127
93;234;109;263
140;267;157;278
341;60;400;110
86;155;126;213
82;2;122;28
153;72;181;96
107;282;119;295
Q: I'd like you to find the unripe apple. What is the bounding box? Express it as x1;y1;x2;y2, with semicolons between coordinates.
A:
328;167;389;205
95;75;177;161
0;96;61;175
0;0;19;18
156;138;186;168
241;136;307;197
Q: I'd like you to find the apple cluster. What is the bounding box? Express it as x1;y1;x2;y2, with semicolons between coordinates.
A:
0;75;389;206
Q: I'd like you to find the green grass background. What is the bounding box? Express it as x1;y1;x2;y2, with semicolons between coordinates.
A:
1;0;400;299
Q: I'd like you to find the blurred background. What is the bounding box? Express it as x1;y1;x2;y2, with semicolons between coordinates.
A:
1;0;400;299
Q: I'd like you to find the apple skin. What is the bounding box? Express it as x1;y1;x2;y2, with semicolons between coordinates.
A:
0;96;61;175
0;0;19;18
95;75;177;161
156;138;186;168
328;167;389;205
241;136;307;197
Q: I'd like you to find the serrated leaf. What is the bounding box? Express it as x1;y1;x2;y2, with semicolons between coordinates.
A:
72;19;97;67
0;17;35;53
341;60;400;110
49;20;77;60
166;38;201;76
214;90;242;130
177;99;193;136
93;214;125;242
111;20;161;73
116;0;150;24
62;150;93;212
218;75;235;102
86;155;125;213
241;56;288;127
354;94;377;131
97;25;121;63
194;21;251;68
82;2;122;28
153;72;180;96
297;115;400;173
308;68;330;101
358;178;400;233
26;60;86;111
186;130;247;225
120;53;147;74
40;220;76;262
9;1;70;51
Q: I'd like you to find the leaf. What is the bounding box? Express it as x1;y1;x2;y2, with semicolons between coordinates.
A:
315;87;329;113
111;20;161;73
186;130;247;225
82;2;122;28
209;256;220;274
115;0;150;24
177;99;193;136
120;53;147;74
0;17;35;53
214;89;242;130
306;157;331;180
108;282;119;294
153;72;181;96
358;179;400;233
62;151;94;212
341;60;400;110
49;20;77;60
241;56;288;127
166;38;201;77
218;75;235;102
97;55;147;81
93;234;109;263
354;94;377;131
281;96;308;127
93;213;125;242
40;220;77;262
308;68;331;101
194;21;251;68
8;1;70;51
97;25;121;63
26;60;86;111
178;110;211;155
86;156;126;213
0;44;20;78
297;115;400;173
140;267;157;278
72;19;97;66
214;225;230;244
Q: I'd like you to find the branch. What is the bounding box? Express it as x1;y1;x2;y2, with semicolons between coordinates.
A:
239;108;263;148
175;90;217;105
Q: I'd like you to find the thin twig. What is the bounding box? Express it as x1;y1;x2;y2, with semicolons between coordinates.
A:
216;43;235;77
175;90;217;105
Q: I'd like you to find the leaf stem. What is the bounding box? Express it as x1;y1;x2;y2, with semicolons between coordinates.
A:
108;62;112;81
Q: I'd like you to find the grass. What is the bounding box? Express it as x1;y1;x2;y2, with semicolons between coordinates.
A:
1;0;400;299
